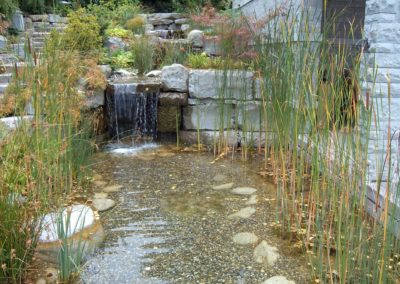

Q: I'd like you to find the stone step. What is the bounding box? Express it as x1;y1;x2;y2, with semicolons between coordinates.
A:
32;32;51;39
33;42;45;49
0;63;26;73
0;73;12;84
0;83;9;94
0;54;19;64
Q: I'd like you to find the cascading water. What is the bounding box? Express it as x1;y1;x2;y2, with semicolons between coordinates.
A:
105;79;160;141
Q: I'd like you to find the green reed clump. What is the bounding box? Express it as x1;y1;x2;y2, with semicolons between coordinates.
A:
207;5;400;283
0;35;95;283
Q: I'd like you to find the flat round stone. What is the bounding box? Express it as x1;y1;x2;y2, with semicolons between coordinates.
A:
92;199;116;212
233;232;259;245
231;187;257;195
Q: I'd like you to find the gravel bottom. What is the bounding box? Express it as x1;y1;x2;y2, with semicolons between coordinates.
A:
80;144;309;284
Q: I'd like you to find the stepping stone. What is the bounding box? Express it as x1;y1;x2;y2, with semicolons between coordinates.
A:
92;174;103;181
261;276;295;284
254;240;280;266
93;192;108;199
103;185;123;193
228;207;256;219
233;232;259;245
213;174;226;182
231;186;257;195
212;182;234;190
92;198;116;212
245;195;258;205
94;180;107;187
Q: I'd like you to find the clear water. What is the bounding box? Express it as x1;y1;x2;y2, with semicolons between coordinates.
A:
81;144;309;284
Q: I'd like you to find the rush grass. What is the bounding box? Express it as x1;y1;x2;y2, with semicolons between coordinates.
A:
209;6;399;283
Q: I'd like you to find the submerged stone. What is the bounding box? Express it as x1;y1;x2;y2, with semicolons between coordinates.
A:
93;192;108;199
213;174;227;182
103;185;123;193
212;182;234;190
231;186;257;195
233;232;259;245
261;276;295;284
246;195;258;205
228;207;256;219
92;198;116;212
254;240;280;266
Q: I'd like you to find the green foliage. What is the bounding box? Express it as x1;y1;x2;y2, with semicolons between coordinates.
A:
63;8;102;52
131;36;154;74
155;42;188;67
126;15;145;34
0;0;18;19
105;26;131;38
185;52;211;69
20;0;56;14
110;50;135;69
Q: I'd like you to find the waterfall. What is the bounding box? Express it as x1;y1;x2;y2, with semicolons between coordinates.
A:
105;81;159;141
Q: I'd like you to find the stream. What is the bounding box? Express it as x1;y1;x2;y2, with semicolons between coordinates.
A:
80;143;309;284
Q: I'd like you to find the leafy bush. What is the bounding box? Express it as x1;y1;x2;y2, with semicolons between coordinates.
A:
110;50;135;69
0;0;18;19
20;0;56;14
63;8;102;52
131;36;154;74
185;52;211;69
126;16;145;34
105;26;132;39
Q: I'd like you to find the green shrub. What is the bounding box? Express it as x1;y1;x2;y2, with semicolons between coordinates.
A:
0;0;18;19
105;26;132;39
114;4;142;27
126;16;145;34
110;50;135;69
20;0;56;14
131;36;154;74
63;8;102;52
185;52;211;69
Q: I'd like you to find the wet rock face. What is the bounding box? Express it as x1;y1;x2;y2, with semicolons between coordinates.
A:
158;92;188;106
106;79;161;139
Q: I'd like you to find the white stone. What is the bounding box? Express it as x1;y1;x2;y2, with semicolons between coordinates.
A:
212;182;234;190
228;207;256;219
182;102;234;130
92;198;116;212
161;64;189;92
368;53;400;69
99;64;112;78
38;205;96;243
366;0;398;15
231;186;257;195
187;30;204;47
254;240;280;266
105;37;127;51
188;69;253;100
262;276;295;284
103;185;123;193
181;24;190;32
237;102;264;130
146;70;162;77
366;23;400;44
0;116;33;130
11;11;24;32
233;232;259;245
246;195;258;205
0;35;7;50
93;192;108;199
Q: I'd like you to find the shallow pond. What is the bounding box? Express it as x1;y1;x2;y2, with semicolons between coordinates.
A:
81;143;309;284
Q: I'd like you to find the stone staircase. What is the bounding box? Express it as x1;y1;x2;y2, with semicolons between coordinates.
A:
0;14;67;99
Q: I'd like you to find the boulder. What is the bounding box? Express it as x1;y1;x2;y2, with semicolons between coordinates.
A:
48;14;62;24
188;69;253;100
181;24;190;33
175;18;188;24
35;204;105;264
233;232;259;245
253;240;280;266
0;35;7;50
105;37;127;51
84;89;105;109
11;11;24;32
188;30;204;47
182;101;234;130
92;198;116;212
161;64;189;92
146;70;162;77
0;116;33;130
99;64;112;78
29;15;49;22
